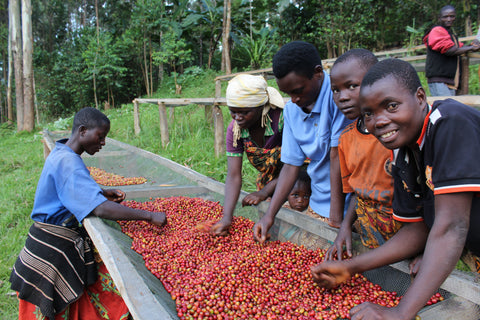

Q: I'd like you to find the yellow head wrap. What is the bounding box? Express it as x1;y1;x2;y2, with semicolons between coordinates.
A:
226;74;284;146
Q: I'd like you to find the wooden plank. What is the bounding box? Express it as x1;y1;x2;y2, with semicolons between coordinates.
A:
418;296;480;319
427;95;480;107
135;97;227;106
84;216;176;320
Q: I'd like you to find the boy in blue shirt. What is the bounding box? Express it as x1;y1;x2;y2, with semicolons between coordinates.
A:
311;58;480;320
254;41;351;243
10;107;166;319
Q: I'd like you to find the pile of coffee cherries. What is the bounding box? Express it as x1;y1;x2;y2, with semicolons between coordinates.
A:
87;166;147;186
119;196;442;320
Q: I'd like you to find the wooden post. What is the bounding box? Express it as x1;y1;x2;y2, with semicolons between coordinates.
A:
213;104;224;157
459;56;470;95
133;99;141;135
205;79;221;126
158;102;170;147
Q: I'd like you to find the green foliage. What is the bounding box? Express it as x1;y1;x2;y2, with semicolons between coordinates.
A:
3;0;480;121
152;30;193;73
82;30;128;103
406;19;426;52
233;27;277;69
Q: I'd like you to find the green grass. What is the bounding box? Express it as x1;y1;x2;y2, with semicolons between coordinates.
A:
0;124;45;319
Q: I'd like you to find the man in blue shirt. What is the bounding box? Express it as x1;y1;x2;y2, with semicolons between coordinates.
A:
253;41;352;243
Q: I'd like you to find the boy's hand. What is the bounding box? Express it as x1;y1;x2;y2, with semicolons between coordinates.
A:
242;190;268;206
211;218;231;236
310;261;351;289
253;215;273;244
326;224;353;261
103;189;126;203
150;211;167;227
409;254;423;277
350;302;404;320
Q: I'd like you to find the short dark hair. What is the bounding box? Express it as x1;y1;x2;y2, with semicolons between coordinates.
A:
361;58;421;95
72;107;110;133
297;170;311;187
272;41;322;79
332;48;378;72
439;5;455;16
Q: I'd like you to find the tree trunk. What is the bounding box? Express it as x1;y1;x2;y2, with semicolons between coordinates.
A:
7;3;13;123
149;38;153;95
222;0;231;74
143;36;150;96
463;0;472;36
22;0;34;131
11;0;24;131
208;31;222;69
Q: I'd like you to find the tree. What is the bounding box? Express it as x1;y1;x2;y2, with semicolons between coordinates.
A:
83;31;127;109
10;0;23;130
22;0;34;131
152;29;192;91
221;0;231;74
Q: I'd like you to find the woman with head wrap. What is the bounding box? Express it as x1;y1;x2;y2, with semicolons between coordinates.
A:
211;74;285;236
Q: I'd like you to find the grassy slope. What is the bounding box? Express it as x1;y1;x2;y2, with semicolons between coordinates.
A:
0;125;45;318
0;67;476;319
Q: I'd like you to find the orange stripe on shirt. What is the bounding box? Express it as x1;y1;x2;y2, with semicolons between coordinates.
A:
393;213;424;223
434;185;480;195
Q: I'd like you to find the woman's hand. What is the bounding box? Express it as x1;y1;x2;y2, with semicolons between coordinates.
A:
211;217;232;236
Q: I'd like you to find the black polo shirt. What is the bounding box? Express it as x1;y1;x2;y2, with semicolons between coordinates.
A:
391;99;480;256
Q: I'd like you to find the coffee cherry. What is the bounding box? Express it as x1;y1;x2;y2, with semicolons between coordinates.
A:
118;196;409;319
88;166;147;186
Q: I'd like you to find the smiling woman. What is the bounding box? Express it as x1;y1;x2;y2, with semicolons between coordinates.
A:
211;74;285;236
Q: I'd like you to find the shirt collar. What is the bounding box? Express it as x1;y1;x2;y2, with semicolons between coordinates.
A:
302;71;331;121
415;104;432;150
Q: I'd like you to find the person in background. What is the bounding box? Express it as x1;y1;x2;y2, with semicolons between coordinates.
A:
10;107;167;320
211;74;285;236
253;41;352;243
326;48;402;261
423;4;480;96
311;58;480;320
286;169;311;213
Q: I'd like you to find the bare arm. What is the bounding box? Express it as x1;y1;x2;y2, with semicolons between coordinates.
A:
253;164;300;243
329;147;345;228
390;193;472;319
242;178;278;206
326;194;357;260
311;220;429;288
92;200;166;226
211;156;242;235
445;43;480;56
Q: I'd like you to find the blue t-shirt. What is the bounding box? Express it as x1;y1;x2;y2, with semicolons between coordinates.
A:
31;139;107;226
281;72;352;216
